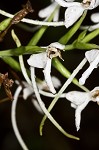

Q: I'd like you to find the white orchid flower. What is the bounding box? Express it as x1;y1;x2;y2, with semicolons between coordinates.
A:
55;0;99;28
79;49;99;85
38;1;60;22
65;86;99;131
27;42;65;94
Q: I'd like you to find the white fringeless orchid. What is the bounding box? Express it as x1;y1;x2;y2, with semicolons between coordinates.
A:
66;86;99;131
79;49;99;85
55;0;99;28
27;42;65;94
38;0;60;21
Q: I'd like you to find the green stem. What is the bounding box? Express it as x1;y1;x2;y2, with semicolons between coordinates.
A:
0;46;45;57
2;57;21;72
82;29;99;43
52;58;89;92
74;41;99;50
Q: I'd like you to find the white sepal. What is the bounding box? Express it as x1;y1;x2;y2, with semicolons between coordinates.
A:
65;6;84;28
51;76;61;89
38;2;57;18
27;52;47;68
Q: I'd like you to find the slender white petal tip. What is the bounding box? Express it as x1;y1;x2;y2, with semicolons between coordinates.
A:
32;99;44;114
51;76;61;89
43;58;56;94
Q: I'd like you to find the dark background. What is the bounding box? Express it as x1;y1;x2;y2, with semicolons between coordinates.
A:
0;0;99;150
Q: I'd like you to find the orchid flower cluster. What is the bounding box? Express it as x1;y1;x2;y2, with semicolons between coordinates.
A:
0;0;99;149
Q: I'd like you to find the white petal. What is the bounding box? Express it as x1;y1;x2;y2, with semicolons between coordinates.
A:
38;2;57;18
55;0;81;7
23;87;33;100
71;103;77;109
53;8;60;21
88;0;99;9
94;0;99;8
43;58;56;94
91;86;99;92
22;81;34;99
66;91;90;105
32;99;44;114
91;13;99;23
27;52;47;68
51;76;61;89
88;23;99;31
66;0;75;1
65;6;84;28
85;49;99;63
49;42;65;50
79;54;99;85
